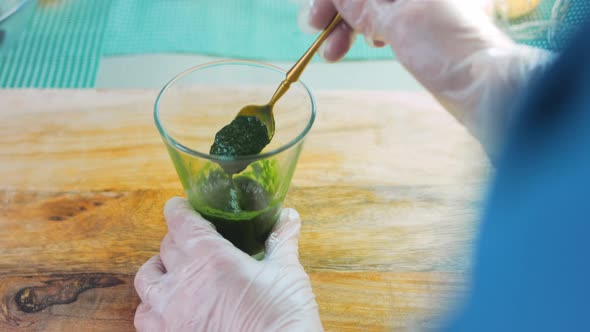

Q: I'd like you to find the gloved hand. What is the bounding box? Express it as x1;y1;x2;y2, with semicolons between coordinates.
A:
299;0;554;159
134;197;322;332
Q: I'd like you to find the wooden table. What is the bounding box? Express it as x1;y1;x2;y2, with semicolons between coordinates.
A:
0;90;489;331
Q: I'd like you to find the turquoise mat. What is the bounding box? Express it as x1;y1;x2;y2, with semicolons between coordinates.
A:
1;0;587;88
0;0;112;88
103;0;391;61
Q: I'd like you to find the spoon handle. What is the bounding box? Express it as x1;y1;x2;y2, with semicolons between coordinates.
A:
269;13;343;106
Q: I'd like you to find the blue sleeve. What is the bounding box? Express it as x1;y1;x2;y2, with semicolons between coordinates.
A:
443;19;590;332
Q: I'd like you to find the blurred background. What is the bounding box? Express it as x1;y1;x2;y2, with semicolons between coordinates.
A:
0;0;585;90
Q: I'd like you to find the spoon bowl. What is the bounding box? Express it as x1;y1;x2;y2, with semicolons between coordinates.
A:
210;14;343;158
236;104;275;140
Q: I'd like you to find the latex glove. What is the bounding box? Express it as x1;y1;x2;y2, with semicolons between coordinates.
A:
134;197;322;332
300;0;554;159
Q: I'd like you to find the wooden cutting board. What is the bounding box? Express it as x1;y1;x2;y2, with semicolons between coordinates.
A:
0;89;489;331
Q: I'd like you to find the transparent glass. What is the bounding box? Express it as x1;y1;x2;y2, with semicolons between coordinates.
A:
155;60;315;256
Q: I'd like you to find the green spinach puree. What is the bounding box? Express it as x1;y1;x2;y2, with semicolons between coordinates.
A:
192;115;278;255
210;116;270;157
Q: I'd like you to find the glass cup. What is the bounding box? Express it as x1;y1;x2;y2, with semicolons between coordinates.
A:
154;60;315;257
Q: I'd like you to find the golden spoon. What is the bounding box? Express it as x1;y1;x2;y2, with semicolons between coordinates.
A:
210;14;343;159
236;13;343;140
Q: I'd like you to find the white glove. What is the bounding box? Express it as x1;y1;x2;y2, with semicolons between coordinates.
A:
134;197;322;332
301;0;554;158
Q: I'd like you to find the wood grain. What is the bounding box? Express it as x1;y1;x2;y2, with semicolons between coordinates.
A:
0;90;489;331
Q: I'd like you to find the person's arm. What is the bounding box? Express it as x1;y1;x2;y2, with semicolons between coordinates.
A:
444;17;590;331
301;0;554;160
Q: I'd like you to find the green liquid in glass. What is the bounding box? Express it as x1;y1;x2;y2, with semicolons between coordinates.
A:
189;169;281;255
